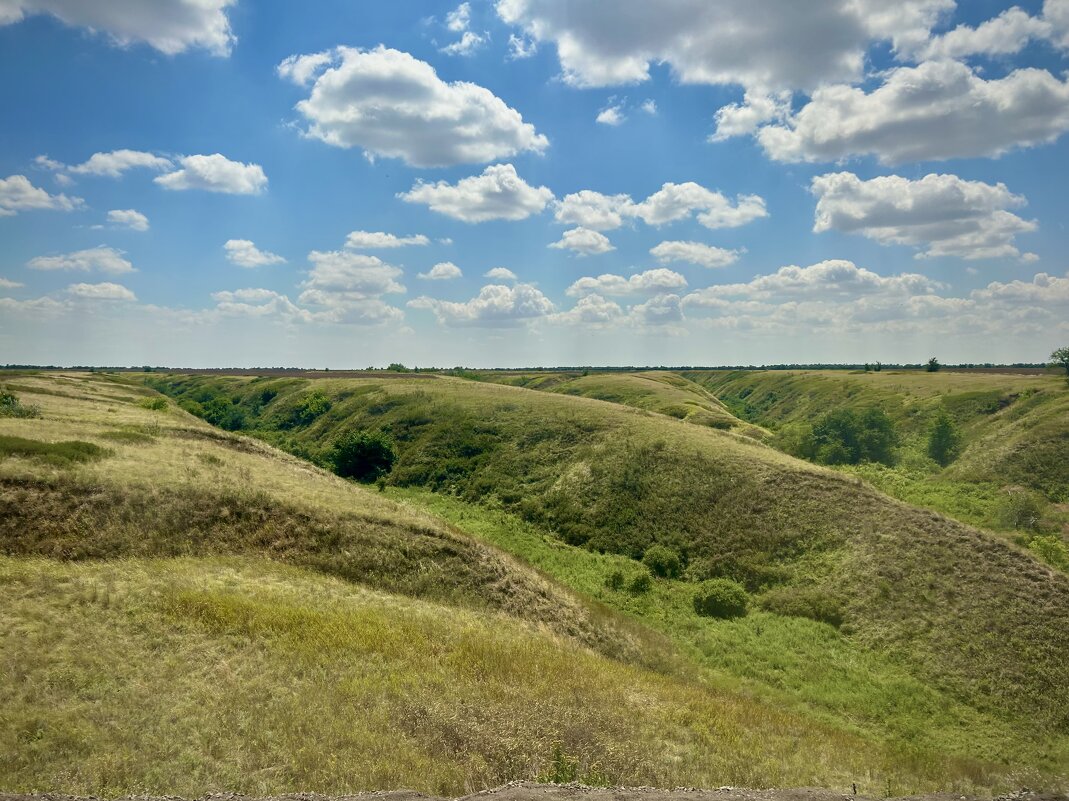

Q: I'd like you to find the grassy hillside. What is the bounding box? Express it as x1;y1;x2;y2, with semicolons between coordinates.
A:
146;371;1069;784
2;370;1001;796
473;371;762;435
679;370;1069;538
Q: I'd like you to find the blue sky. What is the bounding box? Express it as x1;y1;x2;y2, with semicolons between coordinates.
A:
1;0;1068;367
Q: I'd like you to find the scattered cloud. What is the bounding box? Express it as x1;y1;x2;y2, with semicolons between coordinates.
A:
67;281;136;301
446;2;471;32
345;230;430;249
508;32;537;59
567;268;687;297
297;250;406;325
554;190;634;231
155;154;268;194
756;61;1069;164
919;7;1052;60
0;174;83;216
61;149;173;178
553;293;624;326
812;172;1038;261
398;163;553;222
641;99;657;115
419;261;463;280
223;239;286;268
596;103;625;126
0;0;237;55
549;227;615;256
650;240;741;268
107;208;149;231
409;282;555;326
711;91;791;141
441;31;488;56
0;277;24;289
278;45;548;168
27;246;134;275
484;267;517;281
631;293;684;326
631;182;768;229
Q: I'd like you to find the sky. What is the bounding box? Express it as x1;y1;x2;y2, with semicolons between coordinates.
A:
1;0;1068;367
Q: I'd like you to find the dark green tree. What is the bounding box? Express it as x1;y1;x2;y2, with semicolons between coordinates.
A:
927;413;962;467
926;356;941;372
642;544;683;578
330;430;396;482
693;579;750;619
1051;346;1069;383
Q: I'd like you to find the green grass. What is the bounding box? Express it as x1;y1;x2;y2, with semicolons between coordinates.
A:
0;434;110;465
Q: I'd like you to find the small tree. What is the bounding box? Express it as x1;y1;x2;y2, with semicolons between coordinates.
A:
642;544;683;578
693;579;750;619
926;357;940;373
1050;346;1069;383
330;430;396;482
927;413;961;467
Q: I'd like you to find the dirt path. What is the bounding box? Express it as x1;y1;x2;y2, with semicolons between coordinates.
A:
3;782;1064;801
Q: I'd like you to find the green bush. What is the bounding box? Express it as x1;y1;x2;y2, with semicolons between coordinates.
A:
627;571;652;595
759;586;844;627
1028;535;1069;571
642;544;683;578
604;570;626;591
330;430;396;482
996;488;1043;531
927;413;962;467
286;391;332;428
0;389;41;419
807;408;897;466
693;578;750;619
138;397;168;411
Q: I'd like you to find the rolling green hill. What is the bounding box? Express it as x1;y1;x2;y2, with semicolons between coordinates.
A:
144;370;1069;786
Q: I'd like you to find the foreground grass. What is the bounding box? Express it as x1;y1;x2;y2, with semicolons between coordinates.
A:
392;487;1069;780
2;556;923;796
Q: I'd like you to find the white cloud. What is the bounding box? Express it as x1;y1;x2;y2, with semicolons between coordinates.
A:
756;61;1069;164
567;268;687;297
596;103;625;126
920;7;1051;60
210;288;315;322
554;190;634;231
812;172;1037;261
641;99;657;115
683;260;942;306
345;230;430;249
0;0;236;55
0;277;24;289
970;271;1069;307
67;282;136;301
496;0;951;91
630;293;684;326
66;149;172;177
278;45;548;168
409;282;554;326
711;91;791;140
631;182;768;229
155;154;267;194
549;227;615;256
442;31;488;56
650;240;741;268
553;293;624;326
0;174;83;216
399;163;553;222
28;246;134;275
446;2;472;32
223;239;286;268
1048;0;1069;48
484;267;517;281
419;262;463;280
507;32;537;59
295;250;406;325
107;208;149;231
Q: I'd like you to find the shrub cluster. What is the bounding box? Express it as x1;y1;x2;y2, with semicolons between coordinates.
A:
777;408;897;466
330;429;397;482
641;544;683;578
0;389;41;419
693;578;750;619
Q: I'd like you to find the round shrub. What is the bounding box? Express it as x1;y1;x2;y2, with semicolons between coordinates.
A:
627;571;652;595
330;430;396;482
642;544;683;579
693;578;750;619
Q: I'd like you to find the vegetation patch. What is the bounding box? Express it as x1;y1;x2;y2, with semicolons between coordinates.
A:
0;435;110;466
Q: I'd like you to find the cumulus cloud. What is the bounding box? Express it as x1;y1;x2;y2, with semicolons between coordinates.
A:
641;99;657;115
549;227;615;256
223;239;286;268
650;241;740;269
812;172;1038;261
155;154;267;194
0;174;83;216
0;0;236;55
419;262;463;280
296;250;406;325
567;268;687;297
711;91;791;141
278;45;548;167
631;293;684;326
484;267;518;281
553;293;624;326
64;149;172;177
756;61;1069;164
442;31;488;56
970;271;1069;307
496;0;951;91
919;6;1052;60
107;209;149;231
210;288;315;322
409;282;554;326
446;2;471;32
28;246;134;275
398;163;553;222
0;277;25;289
596;103;625;126
345;230;430;249
507;32;537;59
631;182;768;229
554;183;766;232
66;281;136;301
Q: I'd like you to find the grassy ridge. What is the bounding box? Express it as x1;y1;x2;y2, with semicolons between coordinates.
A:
146;373;1069;763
